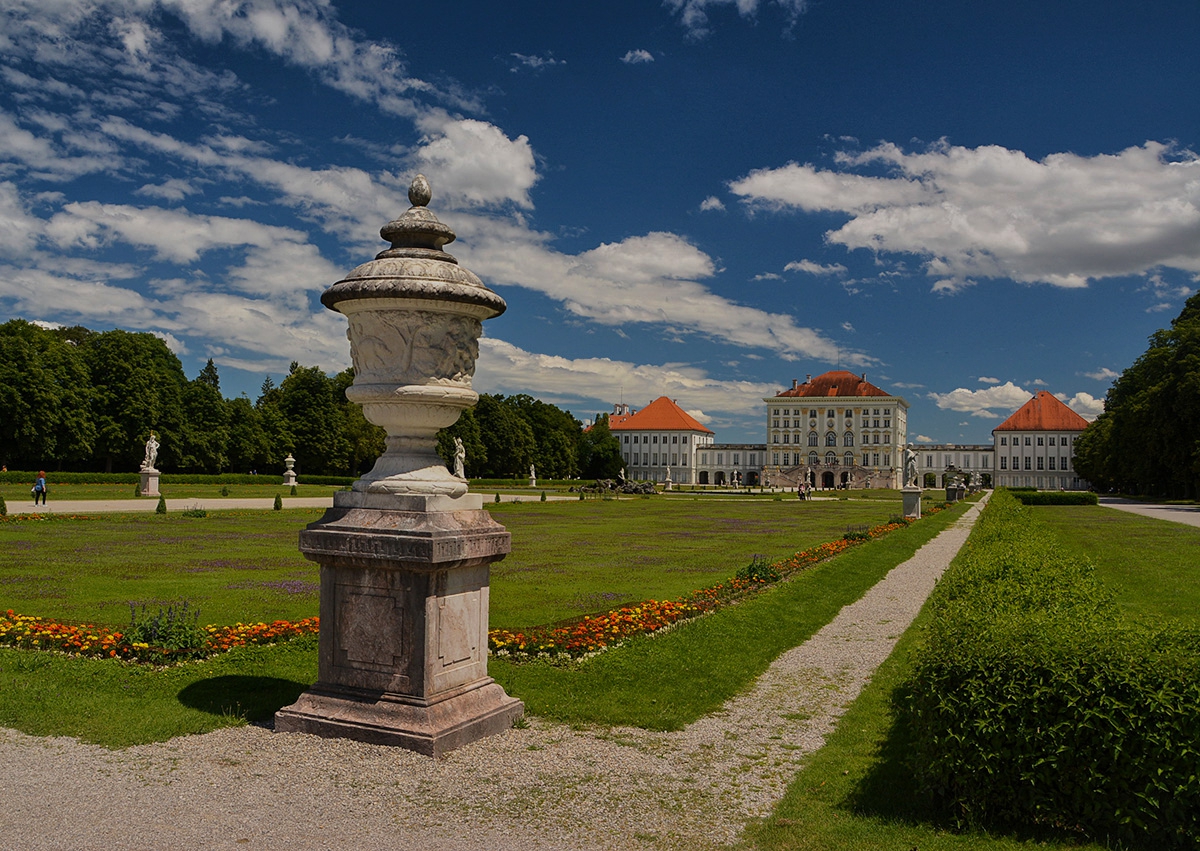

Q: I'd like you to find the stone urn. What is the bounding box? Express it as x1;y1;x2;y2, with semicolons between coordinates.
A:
322;174;506;497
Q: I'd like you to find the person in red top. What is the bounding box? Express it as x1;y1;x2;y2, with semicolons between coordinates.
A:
32;471;47;505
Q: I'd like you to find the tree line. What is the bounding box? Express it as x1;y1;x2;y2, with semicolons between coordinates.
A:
1073;291;1200;499
0;320;622;479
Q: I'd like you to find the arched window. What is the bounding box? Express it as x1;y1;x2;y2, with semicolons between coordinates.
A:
844;451;855;467
825;451;837;465
808;431;818;447
808;452;819;466
843;432;854;446
825;432;837;446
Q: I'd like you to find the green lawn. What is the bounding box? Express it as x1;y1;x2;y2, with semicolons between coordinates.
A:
0;481;341;502
1031;504;1200;624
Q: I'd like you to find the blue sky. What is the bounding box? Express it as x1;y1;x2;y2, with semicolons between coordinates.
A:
1;0;1197;445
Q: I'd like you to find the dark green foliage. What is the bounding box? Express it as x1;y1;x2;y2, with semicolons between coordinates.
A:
277;363;349;476
902;490;1200;847
273;493;282;510
1009;490;1098;505
577;412;623;479
127;602;209;660
735;554;781;583
290;484;297;496
180;507;207;518
540;490;546;502
436;407;486;476
155;495;167;514
474;394;537;477
0;496;6;516
1074;291;1200;498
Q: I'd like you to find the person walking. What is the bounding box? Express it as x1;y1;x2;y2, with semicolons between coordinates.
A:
32;471;47;505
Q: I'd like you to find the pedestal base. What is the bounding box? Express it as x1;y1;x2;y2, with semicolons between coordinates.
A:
139;469;160;497
902;486;922;519
275;679;522;758
283;471;297;487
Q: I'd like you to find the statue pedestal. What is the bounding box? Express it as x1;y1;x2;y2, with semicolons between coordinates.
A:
275;492;523;757
902;486;922;519
283;470;297;488
139;469;160;497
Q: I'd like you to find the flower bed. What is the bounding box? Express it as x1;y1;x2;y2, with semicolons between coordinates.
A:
489;515;923;660
0;610;319;663
1;506;942;664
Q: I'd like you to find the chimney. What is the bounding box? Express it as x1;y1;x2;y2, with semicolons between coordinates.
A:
792;379;798;389
861;373;866;381
806;374;811;383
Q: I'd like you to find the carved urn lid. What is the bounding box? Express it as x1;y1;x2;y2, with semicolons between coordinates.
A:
321;174;506;317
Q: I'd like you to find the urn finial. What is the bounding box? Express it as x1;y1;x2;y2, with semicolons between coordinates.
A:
409;173;432;208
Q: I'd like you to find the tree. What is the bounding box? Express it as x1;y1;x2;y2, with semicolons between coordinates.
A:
474;394;536;477
332;368;385;475
0;320;95;469
506;393;582;479
226;396;272;473
178;367;230;472
81;329;187;472
276;363;349;475
1074;291;1200;498
578;412;622;479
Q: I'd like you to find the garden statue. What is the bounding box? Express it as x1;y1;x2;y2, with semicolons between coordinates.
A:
453;437;466;478
141;432;159;472
903;443;918;488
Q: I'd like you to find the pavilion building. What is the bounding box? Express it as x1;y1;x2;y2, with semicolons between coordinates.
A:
610;397;715;484
992;391;1090;490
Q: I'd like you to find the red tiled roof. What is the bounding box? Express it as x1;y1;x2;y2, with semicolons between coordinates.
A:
607;396;714;434
775;370;890;398
993;391;1090;432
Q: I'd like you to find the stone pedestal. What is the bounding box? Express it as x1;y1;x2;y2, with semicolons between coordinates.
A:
283;470;298;488
275;492;523;756
902;486;921;519
139;469;160;497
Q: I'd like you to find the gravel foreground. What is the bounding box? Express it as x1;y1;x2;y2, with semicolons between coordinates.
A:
1;496;988;851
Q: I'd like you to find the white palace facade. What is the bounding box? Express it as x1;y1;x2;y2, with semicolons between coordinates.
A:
610;372;1089;491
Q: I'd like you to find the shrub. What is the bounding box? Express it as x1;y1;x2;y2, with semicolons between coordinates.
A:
0;496;5;516
220;486;230;497
540;491;547;502
496;492;502;504
901;490;1200;847
133;483;141;497
273;494;283;510
735;554;781;584
1009;489;1098;505
127;602;208;660
155;496;167;514
290;484;297;496
180;507;207;518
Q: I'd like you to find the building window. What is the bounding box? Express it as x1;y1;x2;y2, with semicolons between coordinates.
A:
862;454;870;466
773;453;779;465
926;455;933;467
716;453;723;464
844;432;854;446
1025;437;1031;446
682;454;688;465
884;408;890;415
883;454;890;466
1000;436;1007;446
808;432;818;446
773;419;779;428
873;419;880;428
633;436;639;444
783;433;790;444
700;453;708;464
1048;457;1056;470
623;435;629;443
1024;457;1032;470
749;454;756;465
1037;437;1044;446
782;453;790;466
844;452;854;466
672;436;679;444
883;419;890;429
682;436;688;444
672;454;679;466
733;454;740;465
873;434;880;444
1000;457;1007;469
1037;457;1044;470
983;456;990;468
826;432;837;446
783;419;790;428
653;453;658;465
1049;436;1056;446
873;409;880;416
873;453;880;466
652;435;658;444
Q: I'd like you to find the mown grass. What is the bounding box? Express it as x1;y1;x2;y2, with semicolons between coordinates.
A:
1031;504;1200;624
487;497;907;628
0;481;341;502
489;502;969;730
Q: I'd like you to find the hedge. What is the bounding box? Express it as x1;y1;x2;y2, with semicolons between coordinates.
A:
0;471;357;486
901;489;1200;848
1009;489;1098;505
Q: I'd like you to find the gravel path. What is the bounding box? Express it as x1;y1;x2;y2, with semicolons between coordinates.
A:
1;495;988;851
1098;496;1200;528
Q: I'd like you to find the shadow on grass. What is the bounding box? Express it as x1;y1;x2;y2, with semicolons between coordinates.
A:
177;675;308;722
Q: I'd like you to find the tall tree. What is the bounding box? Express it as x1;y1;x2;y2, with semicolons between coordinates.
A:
474;394;536;477
277;363;349;475
179;364;230;472
332;367;385;475
0;320;95;469
81;329;187;472
578;412;623;479
506;393;582;479
1074;291;1200;498
436;407;487;477
226;395;272;473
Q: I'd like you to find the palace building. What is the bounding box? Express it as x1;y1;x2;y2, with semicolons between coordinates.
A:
991;391;1090;490
610;397;715;484
766;371;910;489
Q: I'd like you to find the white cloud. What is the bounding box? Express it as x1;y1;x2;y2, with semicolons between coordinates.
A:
510;52;564;73
621;49;655;64
1056;392;1103;420
413;118;539;209
699;195;725;212
663;0;811;39
134;178;201;201
977;376;1000;384
729;140;1200;293
928;381;1033;418
841;321;854;333
753;272;782;281
784;259;847;276
475;337;780;416
914;434;934;443
1030;378;1048;386
1084;367;1120;382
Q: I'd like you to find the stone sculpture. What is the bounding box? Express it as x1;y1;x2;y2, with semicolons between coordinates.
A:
903;443;918;488
141;432;159;472
453;437;466;479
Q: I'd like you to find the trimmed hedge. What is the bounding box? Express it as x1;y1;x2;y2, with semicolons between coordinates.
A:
0;471;355;486
1009;489;1098;505
902;490;1200;847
